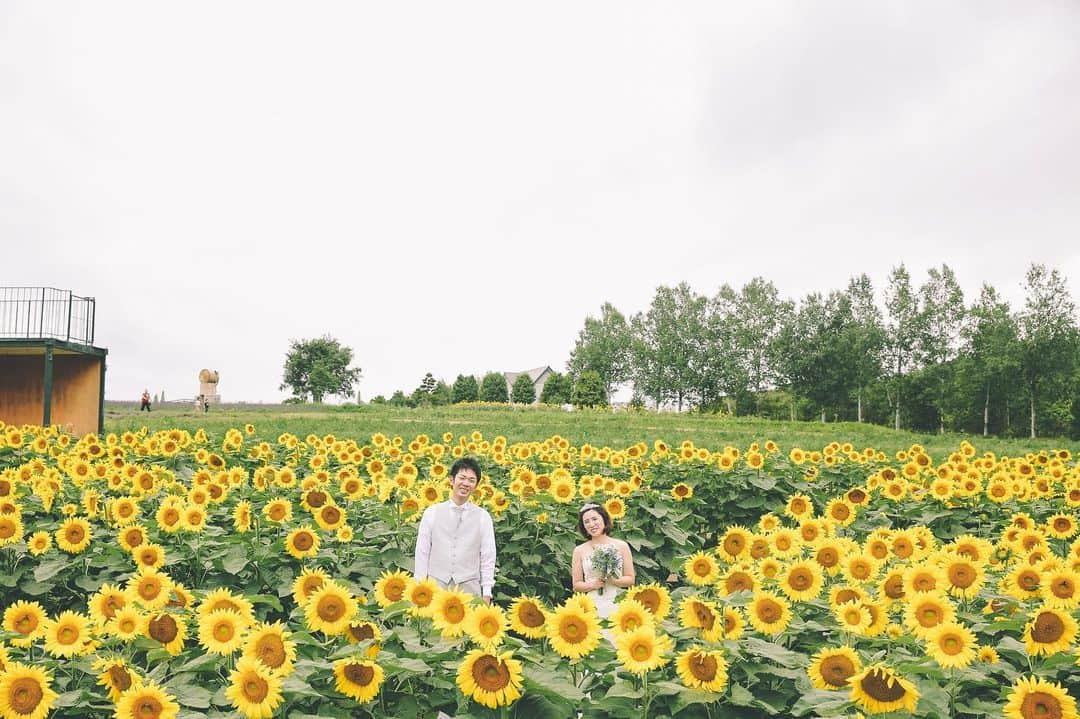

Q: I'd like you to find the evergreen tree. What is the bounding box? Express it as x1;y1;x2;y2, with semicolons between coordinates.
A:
451;374;479;403
511;374;536;404
539;372;572;404
480;372;509;403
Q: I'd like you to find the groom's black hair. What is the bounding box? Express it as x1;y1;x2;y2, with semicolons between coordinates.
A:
449;456;482;483
577;503;612;539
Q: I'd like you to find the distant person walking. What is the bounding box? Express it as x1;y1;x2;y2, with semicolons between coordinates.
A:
140;389;152;412
202;395;210;413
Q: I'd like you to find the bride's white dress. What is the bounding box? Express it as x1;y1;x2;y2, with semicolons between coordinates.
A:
581;549;621;619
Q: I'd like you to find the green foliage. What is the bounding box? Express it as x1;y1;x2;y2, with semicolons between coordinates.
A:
568;302;632;396
539;371;572;405
388;390;411;407
452;374;480;403
572;370;607;408
480;371;509;403
511;373;536;404
279;335;362;403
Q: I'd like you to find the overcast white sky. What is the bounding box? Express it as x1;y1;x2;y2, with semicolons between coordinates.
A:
4;3;1079;403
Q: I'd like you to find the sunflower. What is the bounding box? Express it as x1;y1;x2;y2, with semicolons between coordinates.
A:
42;610;91;658
198;609;248;655
456;649;523;709
89;584;128;626
608;598;654;636
94;657;141;702
904;590;956;639
116;523;147;551
811;539;846;576
825;498;856;526
943;556;986;599
785;492;813;520
1003;676;1078;719
717;526;752;562
3;600;48;647
1024;606;1077;656
841;554;880;584
903;564;945;595
924;620;977;669
263;498;292;523
304;581;357;636
1004;564;1044;601
0;662;58;719
833;600;872;634
465;604;507;649
133;543;166;571
108;607;144;642
675;595;721;641
670;483;693;501
508;596;548;639
26;530;51;556
616;627;673;674
333;658;385;704
848;664;919;715
144;612;188;655
676;647;729;692
1048;513;1079;539
125;568;173;611
243;622;297;677
314;503;346;532
225;656;283;719
55;517;92;554
771;527;803;560
808;646;862;690
291;567;330;606
198;588;255;624
719;566;758;596
373;569;410;608
344;620;382;659
395;575;435;614
546;601;601;659
684;551;721;586
747;592;792;635
114;681;180;719
284;526;320;560
778;561;824;602
625;583;672;620
1042;569;1080;610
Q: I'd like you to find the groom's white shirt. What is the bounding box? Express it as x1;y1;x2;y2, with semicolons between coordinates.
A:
414;500;496;597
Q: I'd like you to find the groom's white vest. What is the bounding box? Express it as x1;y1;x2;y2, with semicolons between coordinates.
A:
415;501;495;594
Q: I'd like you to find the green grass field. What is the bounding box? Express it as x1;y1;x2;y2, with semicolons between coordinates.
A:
105;401;1080;459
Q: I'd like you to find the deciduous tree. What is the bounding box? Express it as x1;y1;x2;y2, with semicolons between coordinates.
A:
279;336;362;403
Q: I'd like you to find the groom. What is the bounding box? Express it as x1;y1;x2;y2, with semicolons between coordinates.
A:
413;457;496;604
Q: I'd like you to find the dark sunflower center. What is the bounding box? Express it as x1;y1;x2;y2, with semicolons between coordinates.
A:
256;635;286;667
519;603;545;627
1021;691;1063;719
108;666;132;692
10;677;43;713
243;675;269;702
472;655;511;691
1032;612;1065;643
860;669;907;702
821;655;855;686
293;533;314;551
317;596;345;622
148;614;178;643
690;653;717;681
344;662;374;686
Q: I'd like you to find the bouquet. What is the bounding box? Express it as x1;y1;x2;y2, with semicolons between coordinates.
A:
589;545;623;596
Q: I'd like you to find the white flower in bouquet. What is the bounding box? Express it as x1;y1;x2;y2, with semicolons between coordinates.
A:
590;545;623;595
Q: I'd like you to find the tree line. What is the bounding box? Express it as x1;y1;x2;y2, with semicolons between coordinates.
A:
566;263;1080;439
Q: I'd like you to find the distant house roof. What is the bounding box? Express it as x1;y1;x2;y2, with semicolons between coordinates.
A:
504;366;553;387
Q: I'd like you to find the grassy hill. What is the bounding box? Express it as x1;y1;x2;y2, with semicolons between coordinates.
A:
104;401;1079;459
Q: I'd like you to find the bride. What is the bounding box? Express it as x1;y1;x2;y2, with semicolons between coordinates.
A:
571;502;635;618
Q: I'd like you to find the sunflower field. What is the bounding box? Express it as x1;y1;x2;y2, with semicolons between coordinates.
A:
2;420;1080;719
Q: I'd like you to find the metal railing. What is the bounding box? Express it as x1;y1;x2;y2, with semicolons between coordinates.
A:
0;287;96;345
